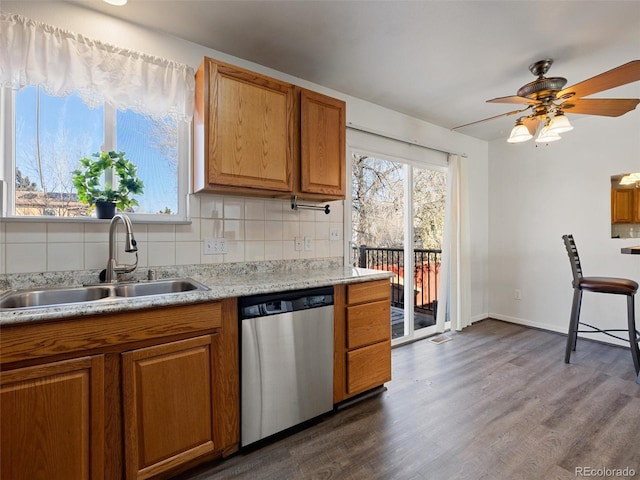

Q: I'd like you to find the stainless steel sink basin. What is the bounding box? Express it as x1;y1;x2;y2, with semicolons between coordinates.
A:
114;279;208;297
0;278;209;310
0;285;114;309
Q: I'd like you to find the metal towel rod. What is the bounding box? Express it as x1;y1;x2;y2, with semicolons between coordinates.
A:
291;195;330;215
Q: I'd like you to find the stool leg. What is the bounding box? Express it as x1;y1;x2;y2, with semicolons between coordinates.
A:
627;295;640;375
565;288;582;364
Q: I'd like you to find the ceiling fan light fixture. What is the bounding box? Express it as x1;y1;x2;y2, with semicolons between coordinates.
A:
548;112;574;134
103;0;127;5
507;120;533;143
535;122;562;143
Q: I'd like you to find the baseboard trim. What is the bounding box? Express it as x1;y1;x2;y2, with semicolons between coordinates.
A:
488;313;566;334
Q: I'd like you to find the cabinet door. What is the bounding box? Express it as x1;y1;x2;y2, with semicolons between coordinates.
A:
1;356;105;480
300;89;346;198
634;190;640;223
611;188;635;223
207;59;294;192
122;335;216;480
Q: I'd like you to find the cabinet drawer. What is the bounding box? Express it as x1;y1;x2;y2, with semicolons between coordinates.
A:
346;301;390;349
347;280;390;305
346;341;391;395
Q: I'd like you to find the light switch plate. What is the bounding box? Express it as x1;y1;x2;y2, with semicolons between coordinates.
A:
294;236;303;251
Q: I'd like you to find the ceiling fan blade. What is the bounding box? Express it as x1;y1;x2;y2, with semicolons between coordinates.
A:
556;60;640;100
487;96;540;105
452;107;531;130
561;98;640;117
523;117;541;136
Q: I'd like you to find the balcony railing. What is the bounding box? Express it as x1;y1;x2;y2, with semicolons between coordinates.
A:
354;245;442;335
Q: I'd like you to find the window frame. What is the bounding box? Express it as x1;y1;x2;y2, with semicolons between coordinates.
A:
1;86;191;223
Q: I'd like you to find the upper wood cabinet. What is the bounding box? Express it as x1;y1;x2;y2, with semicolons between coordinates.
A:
298;88;346;199
611;188;640;223
194;57;346;200
194;57;295;194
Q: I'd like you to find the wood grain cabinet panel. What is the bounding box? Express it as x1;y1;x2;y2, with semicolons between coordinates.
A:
122;336;217;480
299;88;346;198
195;57;346;201
1;356;105;480
611;188;635;224
346;340;391;395
334;280;392;403
347;300;391;349
194;57;294;194
1;300;238;480
347;279;391;305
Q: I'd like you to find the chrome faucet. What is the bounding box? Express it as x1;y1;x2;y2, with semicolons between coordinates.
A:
105;213;138;283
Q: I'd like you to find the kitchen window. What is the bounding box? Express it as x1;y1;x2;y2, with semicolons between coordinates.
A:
0;12;194;221
3;85;189;219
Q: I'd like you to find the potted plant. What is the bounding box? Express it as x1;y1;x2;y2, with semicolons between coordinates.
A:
72;151;144;219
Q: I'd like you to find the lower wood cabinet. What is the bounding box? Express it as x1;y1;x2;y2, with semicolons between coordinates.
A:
0;300;238;480
122;336;217;480
1;355;105;480
334;279;392;403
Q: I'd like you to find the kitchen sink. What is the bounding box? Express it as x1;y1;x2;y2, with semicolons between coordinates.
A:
0;285;114;309
0;278;210;310
114;279;208;297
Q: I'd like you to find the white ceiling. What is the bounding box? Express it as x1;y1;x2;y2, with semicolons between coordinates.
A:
70;0;640;141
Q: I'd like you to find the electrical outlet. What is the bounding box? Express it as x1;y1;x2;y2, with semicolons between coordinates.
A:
294;236;303;251
514;289;522;300
304;236;313;251
330;227;341;240
204;238;227;255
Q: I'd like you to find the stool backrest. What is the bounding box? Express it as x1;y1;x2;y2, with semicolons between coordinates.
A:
562;234;583;287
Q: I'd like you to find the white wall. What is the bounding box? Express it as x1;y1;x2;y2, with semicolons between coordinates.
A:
0;2;489;322
488;111;640;344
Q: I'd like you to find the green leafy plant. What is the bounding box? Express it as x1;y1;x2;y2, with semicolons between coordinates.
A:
72;151;144;212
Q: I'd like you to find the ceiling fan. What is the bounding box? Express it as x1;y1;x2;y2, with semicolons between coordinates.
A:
454;59;640;143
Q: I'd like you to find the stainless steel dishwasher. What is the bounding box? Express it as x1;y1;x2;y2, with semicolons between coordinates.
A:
239;286;334;447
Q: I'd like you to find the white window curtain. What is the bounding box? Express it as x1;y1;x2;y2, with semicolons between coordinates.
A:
436;154;472;332
0;12;194;121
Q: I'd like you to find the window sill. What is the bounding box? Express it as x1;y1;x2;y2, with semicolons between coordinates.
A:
0;215;191;225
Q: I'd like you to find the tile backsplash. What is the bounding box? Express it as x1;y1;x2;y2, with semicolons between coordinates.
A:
0;194;345;275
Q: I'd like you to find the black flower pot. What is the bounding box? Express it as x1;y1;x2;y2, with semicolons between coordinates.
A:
95;201;116;219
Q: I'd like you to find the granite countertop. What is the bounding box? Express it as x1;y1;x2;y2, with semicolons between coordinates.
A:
0;260;394;326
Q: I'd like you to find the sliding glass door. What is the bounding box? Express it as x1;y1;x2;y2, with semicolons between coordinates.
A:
350;152;446;344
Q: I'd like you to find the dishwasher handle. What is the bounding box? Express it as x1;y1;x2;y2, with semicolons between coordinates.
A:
262;300;291;315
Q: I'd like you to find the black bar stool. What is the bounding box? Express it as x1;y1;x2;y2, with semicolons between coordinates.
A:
562;234;640;377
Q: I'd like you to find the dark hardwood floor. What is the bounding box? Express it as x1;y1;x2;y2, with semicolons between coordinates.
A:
176;319;640;480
